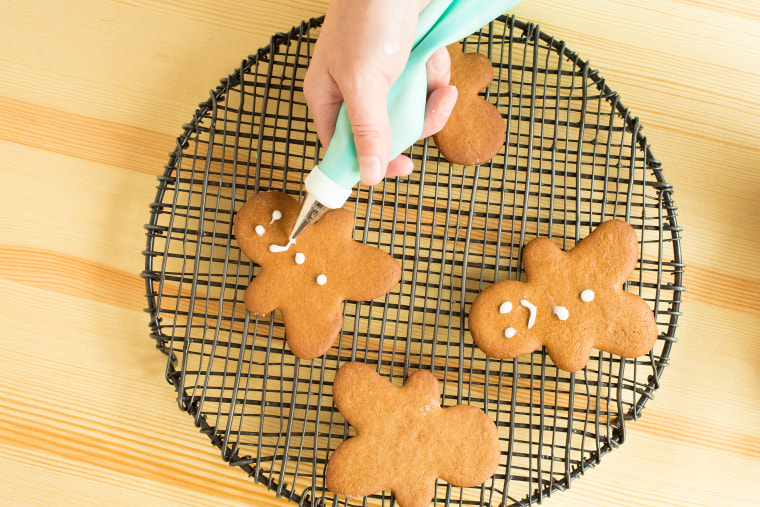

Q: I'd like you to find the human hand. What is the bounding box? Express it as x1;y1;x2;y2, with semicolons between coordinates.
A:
303;0;458;186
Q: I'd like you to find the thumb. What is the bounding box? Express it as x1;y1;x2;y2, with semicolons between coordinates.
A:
341;81;392;186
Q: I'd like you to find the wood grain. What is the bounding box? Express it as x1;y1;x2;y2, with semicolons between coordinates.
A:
1;0;759;505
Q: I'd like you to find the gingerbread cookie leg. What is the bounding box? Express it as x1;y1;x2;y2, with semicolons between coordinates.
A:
432;43;505;165
325;362;500;507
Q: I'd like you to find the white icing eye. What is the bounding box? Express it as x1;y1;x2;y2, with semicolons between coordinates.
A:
255;225;265;236
295;252;305;265
499;301;512;314
505;327;516;338
580;289;595;302
316;274;327;285
270;210;282;224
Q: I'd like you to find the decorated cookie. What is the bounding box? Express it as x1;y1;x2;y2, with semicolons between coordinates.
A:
432;43;505;166
469;220;658;372
233;191;401;359
325;362;500;507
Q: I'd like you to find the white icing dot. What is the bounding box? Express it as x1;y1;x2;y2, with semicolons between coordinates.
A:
294;252;305;265
316;274;327;286
255;225;265;236
499;301;513;314
270;210;282;224
553;305;569;321
580;289;595;302
505;327;517;338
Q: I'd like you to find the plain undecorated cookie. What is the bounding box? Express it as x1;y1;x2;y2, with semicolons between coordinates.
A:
325;362;500;507
233;191;401;359
432;43;505;166
469;220;658;372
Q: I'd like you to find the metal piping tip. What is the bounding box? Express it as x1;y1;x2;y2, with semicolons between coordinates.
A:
288;192;329;242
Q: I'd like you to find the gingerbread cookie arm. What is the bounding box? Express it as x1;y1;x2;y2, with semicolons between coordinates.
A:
436;405;501;487
332;362;396;431
593;291;659;358
336;243;401;302
522;237;568;282
568;220;639;285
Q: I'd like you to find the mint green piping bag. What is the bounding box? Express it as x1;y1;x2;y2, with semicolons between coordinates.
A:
305;0;523;208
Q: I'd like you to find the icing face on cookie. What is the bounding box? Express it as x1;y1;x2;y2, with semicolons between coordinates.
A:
498;299;572;338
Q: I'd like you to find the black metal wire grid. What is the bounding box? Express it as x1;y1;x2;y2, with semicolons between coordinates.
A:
142;15;683;507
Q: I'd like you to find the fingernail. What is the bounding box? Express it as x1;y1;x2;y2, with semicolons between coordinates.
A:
442;85;458;113
403;157;414;175
431;47;448;72
359;156;383;185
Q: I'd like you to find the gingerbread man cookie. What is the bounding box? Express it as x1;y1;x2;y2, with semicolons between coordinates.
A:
432;43;506;166
469;220;658;372
233;191;401;359
325;362;500;507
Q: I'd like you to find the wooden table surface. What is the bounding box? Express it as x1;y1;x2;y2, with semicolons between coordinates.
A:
2;0;758;505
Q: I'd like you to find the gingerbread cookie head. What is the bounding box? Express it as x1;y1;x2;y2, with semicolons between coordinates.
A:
233;191;401;359
469;220;659;372
325;362;500;507
432;43;506;166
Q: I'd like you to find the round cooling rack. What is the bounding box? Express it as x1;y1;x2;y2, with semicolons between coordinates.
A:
142;14;684;507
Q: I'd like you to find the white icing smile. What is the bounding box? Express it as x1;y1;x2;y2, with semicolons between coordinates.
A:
520;299;537;328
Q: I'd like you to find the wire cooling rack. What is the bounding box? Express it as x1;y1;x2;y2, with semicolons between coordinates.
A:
142;14;683;507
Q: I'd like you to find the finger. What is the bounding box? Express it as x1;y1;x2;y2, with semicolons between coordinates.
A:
426;46;451;95
341;79;393;186
420;85;458;139
385;155;415;179
303;64;343;148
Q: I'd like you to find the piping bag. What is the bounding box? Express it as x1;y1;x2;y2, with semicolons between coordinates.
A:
288;0;523;241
